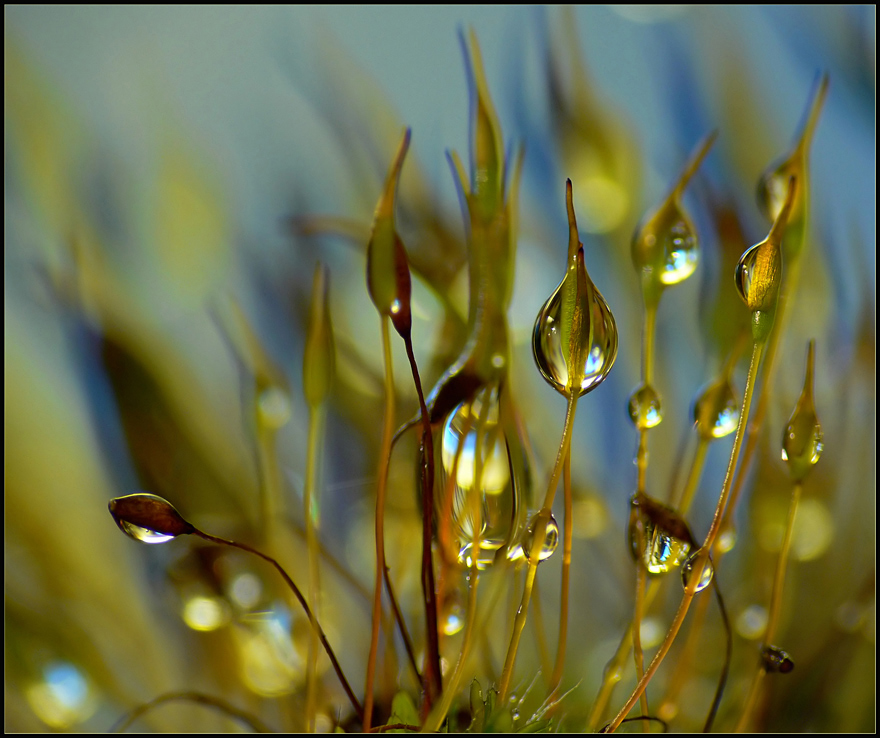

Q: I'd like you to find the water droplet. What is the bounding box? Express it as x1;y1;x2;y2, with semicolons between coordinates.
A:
532;264;617;397
438;386;520;570
633;206;699;286
109;493;194;543
693;377;739;439
627;383;663;429
760;644;794;674
781;340;823;482
628;494;693;575
521;512;559;564
734;238;780;313
533;182;618;396
631;132;715;297
258;386;291;429
680;550;714;592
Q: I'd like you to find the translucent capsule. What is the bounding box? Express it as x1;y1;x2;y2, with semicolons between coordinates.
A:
782;340;823;482
627;383;663;430
439;386;519;570
109;493;194;543
680;550;714;592
760;644;794;674
693;377;739;439
628;494;694;576
521;512;560;564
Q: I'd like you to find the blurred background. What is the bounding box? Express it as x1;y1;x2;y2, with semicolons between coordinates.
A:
5;6;875;732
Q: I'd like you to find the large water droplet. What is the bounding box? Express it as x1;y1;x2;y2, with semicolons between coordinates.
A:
521;512;559;564
680;550;714;592
438;386;519;570
627;383;663;429
533;276;617;396
693;377;739;439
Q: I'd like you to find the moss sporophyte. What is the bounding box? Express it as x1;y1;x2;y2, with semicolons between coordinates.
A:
88;23;856;735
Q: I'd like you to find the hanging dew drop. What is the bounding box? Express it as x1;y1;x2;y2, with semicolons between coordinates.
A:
118;522;176;544
521;511;559;564
438;385;519;570
532;278;617;396
627;383;663;430
629;494;693;575
693;377;739;439
680;550;714;592
781;341;823;482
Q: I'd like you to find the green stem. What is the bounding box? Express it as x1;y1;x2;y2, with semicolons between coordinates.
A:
190;529;362;719
304;405;326;732
363;317;396;731
498;390;579;702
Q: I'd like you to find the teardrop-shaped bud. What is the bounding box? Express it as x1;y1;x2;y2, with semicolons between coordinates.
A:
628;493;696;575
109;493;194;543
303;262;335;409
627;383;663;430
438;385;520;570
366;127;413;338
760;645;795;674
693;377;739;440
631;131;716;305
781;340;823;482
680;549;714;592
533;181;617;396
757;74;829;236
463;29;504;220
735;176;797;343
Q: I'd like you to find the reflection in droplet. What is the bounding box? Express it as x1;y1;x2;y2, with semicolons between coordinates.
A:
627;383;663;429
258;386;291;429
438;385;520;570
522;512;559;564
182;595;231;632
680;550;714;592
118;522;176;544
25;661;95;730
693;377;739;439
441;590;465;636
533;281;617;396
